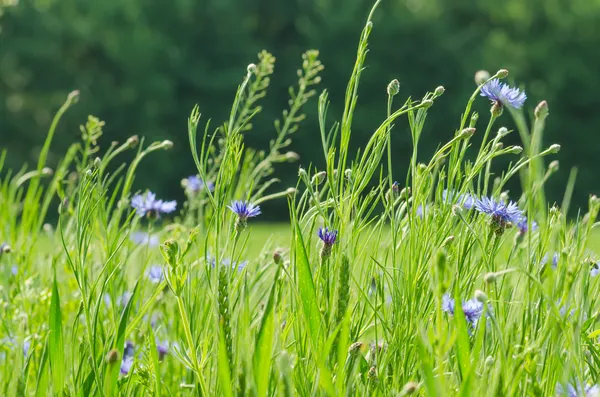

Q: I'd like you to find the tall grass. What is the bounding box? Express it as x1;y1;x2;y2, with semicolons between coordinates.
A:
1;2;600;396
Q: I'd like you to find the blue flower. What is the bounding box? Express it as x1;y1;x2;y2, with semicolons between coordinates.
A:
474;197;523;226
442;190;474;210
130;231;159;247
317;227;338;246
442;293;484;327
227;201;261;220
592;262;600;277
184;175;214;193
480;79;527;109
557;382;600;397
147;266;165;283
121;341;135;375
206;255;248;272
131;192;177;217
157;341;169;361
517;217;538;234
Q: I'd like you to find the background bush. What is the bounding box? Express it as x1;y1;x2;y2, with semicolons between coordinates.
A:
1;0;600;219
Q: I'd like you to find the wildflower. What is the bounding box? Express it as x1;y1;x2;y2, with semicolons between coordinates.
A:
480;79;527;110
157;341;169;361
206;255;248;272
130;231;159;247
557;382;600;397
317;227;338;260
131;192;177;218
120;341;135;375
591;262;600;277
517;217;538;235
474;196;523;234
442;293;484;327
0;243;11;255
147;266;165;283
541;252;559;269
183;175;214;193
228;200;261;231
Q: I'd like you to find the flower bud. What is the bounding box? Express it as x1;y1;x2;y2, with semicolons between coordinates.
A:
494;142;504;150
434;86;445;96
548;160;559;173
285;187;297;197
458;127;476;139
311;171;327;185
485;356;495;367
348;342;363;356
400;381;419;395
484;272;497;283
106;349;120;364
491;101;503;117
67;90;80;104
474;70;491;85
442;235;455;247
41;167;53;176
344;169;352;181
273;250;282;265
534;100;548;120
298;167;307;178
0;243;11;254
285;151;300;162
452;204;463;217
496;69;509;79
93;157;102;168
508;145;523;155
470;112;479;126
497;127;509;138
387;79;400;96
474;289;488;303
548;144;561;154
247;63;257;74
161;140;174;150
420;99;434;108
126;135;139;148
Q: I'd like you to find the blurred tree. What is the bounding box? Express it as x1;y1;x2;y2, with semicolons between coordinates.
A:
1;0;600;219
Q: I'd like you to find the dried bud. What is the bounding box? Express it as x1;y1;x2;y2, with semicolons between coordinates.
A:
106;349;120;364
458;127;476;139
348;342;363;356
273;251;283;265
387;79;400;96
474;290;488;303
434;86;445;96
508;145;523;155
367;366;378;382
496;69;509;79
474;70;491;85
247;63;257;74
534;100;549;120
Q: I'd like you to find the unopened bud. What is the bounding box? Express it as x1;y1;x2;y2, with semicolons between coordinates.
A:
474;70;491;85
93;157;102;168
548;144;561;154
420;99;434;109
387;79;400;96
106;349;120;364
508;145;523;155
348;342;363;355
285;187;297;197
485;356;495;367
474;290;488;303
442;236;455;247
311;171;327;185
400;187;411;200
497;127;509;138
496;69;509;79
344;169;352;181
400;381;419;395
458;127;476;139
247;63;257;74
367;366;378;382
452;204;463;217
126;135;139;148
494;142;504;150
298;167;307;178
67;90;80;104
534;100;549;119
548;160;559;173
491;102;503;117
273;251;282;265
484;272;497;283
285;151;300;162
499;191;510;202
0;243;11;254
41;167;53;176
434;86;445;96
470;112;479;125
161;140;174;149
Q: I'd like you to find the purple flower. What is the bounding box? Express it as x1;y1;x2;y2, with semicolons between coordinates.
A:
541;252;559;269
480;79;527;109
227;200;261;220
11;265;17;276
317;227;338;246
442;293;484;326
206;255;248;272
517;217;538;234
157;341;169;361
557;382;600;397
120;356;133;375
474;197;523;226
147;266;165;283
131;192;177;218
130;231;159;247
184;175;214;193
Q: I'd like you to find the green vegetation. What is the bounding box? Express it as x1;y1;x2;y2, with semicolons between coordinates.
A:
2;2;600;396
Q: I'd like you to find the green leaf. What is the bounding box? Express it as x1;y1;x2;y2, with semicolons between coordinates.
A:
293;222;323;352
453;291;471;379
217;323;234;397
253;264;281;397
49;272;65;393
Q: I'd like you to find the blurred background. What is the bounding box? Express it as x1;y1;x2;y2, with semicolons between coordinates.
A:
1;0;599;220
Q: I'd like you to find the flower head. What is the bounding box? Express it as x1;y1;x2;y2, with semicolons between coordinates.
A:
480;79;527;110
317;227;338;246
475;197;523;233
442;190;474;210
131;192;177;218
183;175;214;193
228;200;261;220
557;382;600;397
517;217;538;234
121;341;135;375
147;266;165;284
442;293;484;327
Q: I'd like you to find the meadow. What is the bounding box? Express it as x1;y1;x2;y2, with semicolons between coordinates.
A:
2;2;600;396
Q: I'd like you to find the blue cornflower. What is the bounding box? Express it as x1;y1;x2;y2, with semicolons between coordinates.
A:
442;190;475;210
474;197;523;232
442;293;484;327
592;262;600;277
557;382;600;397
317;227;338;246
517;217;538;234
480;79;527;110
206;255;248;272
184;175;214;193
147;266;165;283
130;231;159;247
121;341;135;375
131;192;177;218
228;200;261;220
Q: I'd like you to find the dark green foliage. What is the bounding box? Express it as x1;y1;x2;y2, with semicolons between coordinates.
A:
2;0;600;218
